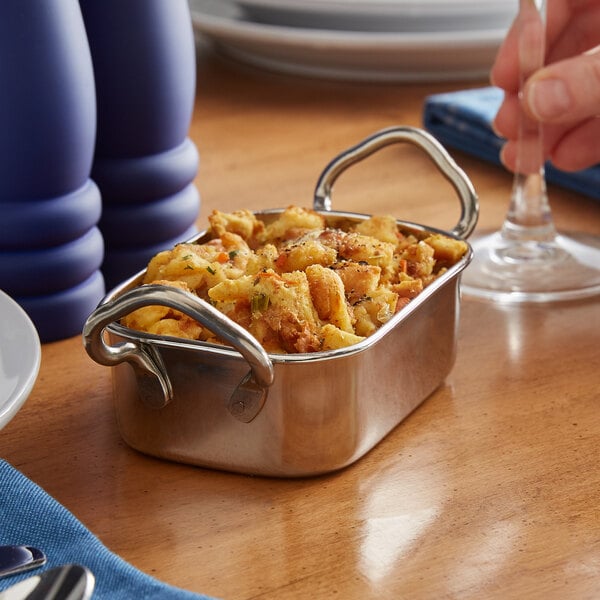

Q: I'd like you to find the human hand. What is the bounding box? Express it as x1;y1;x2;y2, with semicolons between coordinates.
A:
491;0;600;173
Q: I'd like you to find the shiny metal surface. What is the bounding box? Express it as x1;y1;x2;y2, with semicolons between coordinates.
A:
105;273;463;476
83;284;274;413
83;127;478;477
0;565;94;600
314;126;479;239
0;547;45;580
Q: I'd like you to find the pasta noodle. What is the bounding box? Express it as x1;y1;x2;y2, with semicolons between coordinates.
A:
122;206;468;353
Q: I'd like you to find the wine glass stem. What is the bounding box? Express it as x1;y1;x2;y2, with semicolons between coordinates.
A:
460;0;600;300
498;0;557;256
502;169;556;243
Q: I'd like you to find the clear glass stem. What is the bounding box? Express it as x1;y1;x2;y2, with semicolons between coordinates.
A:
497;0;558;260
460;0;600;302
498;170;560;260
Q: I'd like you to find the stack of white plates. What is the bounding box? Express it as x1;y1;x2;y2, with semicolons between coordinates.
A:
188;0;517;82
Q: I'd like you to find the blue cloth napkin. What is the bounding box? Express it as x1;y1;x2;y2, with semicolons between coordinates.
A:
0;460;217;599
423;86;600;201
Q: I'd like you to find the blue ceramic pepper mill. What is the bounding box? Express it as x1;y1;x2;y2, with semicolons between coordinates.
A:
0;0;105;342
79;0;200;289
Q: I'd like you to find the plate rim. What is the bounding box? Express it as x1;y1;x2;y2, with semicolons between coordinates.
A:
0;290;41;430
189;0;508;47
234;0;517;20
188;0;506;82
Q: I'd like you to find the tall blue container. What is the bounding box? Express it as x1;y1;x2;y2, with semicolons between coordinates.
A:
0;0;105;342
79;0;200;289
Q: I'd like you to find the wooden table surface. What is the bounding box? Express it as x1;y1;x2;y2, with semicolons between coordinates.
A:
2;45;600;600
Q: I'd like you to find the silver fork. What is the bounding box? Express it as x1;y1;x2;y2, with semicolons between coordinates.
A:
0;547;46;580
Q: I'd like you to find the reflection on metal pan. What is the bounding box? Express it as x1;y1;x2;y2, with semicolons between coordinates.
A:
83;126;478;477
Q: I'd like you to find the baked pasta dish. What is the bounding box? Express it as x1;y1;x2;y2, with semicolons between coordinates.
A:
122;206;468;354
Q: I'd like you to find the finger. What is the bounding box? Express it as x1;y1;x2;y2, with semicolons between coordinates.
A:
489;0;600;93
498;123;571;173
493;93;545;143
490;15;521;91
550;116;600;171
499;117;600;173
500;134;545;174
491;0;573;92
546;3;600;64
492;92;520;139
523;49;600;124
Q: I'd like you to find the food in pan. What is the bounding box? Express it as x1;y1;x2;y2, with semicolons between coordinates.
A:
122;206;468;353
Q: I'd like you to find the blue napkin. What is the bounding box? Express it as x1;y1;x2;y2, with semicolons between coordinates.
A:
423;86;600;201
0;460;217;599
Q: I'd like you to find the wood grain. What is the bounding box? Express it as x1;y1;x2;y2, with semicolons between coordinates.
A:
1;46;599;600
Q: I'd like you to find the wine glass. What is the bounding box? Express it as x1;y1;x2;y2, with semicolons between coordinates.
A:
460;0;600;303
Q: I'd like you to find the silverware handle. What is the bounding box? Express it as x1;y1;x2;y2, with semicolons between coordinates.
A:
313;126;479;239
83;284;274;409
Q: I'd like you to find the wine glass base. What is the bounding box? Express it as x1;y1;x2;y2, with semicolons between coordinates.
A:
461;230;600;303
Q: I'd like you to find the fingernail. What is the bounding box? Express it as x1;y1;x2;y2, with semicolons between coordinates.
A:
527;78;572;120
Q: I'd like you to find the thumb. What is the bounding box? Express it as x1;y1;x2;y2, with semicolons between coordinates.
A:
524;47;600;124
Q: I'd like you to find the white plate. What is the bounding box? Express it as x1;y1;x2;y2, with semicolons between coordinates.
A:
189;0;508;82
238;0;511;9
0;290;41;430
237;0;516;33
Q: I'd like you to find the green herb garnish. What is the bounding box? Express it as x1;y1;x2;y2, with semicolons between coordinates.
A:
251;293;270;313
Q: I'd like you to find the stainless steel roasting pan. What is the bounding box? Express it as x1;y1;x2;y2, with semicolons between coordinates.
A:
83;126;479;477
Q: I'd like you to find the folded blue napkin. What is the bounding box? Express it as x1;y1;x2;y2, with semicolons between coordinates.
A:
0;460;217;599
423;86;600;201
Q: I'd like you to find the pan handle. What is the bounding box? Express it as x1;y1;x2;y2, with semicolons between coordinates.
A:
83;284;274;419
313;126;479;239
